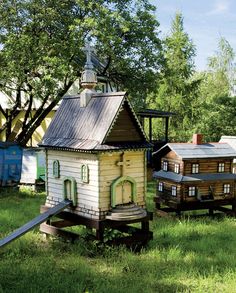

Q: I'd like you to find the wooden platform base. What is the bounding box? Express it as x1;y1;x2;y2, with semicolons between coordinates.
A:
39;205;153;249
154;196;236;217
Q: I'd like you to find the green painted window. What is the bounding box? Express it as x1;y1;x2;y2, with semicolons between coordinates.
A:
81;164;89;183
63;176;77;206
53;160;60;178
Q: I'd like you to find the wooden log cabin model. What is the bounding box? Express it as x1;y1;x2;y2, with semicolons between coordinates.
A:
153;134;236;216
38;43;153;244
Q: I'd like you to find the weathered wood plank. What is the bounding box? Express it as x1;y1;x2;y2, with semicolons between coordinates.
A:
0;200;72;248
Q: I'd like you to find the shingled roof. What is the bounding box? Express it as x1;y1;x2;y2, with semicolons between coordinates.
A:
153;142;236;159
153;170;236;183
39;92;151;152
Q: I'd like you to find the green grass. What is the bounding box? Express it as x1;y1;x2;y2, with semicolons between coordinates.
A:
1;184;236;292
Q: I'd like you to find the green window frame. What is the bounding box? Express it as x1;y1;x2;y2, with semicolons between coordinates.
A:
81;164;89;183
53;160;60;178
63;176;77;206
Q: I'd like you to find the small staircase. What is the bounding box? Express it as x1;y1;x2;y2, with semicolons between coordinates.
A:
106;203;147;221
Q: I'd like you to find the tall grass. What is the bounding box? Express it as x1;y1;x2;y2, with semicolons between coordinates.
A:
1;184;236;292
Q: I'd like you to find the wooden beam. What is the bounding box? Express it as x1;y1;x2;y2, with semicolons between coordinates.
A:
40;223;79;241
149;117;152;142
0;200;72;248
165;117;169;142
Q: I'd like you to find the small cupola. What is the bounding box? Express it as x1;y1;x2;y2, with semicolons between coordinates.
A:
80;42;97;107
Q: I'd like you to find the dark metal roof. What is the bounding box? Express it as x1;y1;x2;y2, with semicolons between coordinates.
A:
153;143;236;159
138;109;176;118
39;92;150;151
153;170;236;183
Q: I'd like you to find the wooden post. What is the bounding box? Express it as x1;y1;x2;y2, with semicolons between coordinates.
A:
209;208;214;216
141;220;149;232
149;117;152;142
165;117;169;142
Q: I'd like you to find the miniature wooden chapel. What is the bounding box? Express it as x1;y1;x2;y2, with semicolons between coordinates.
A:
153;134;236;216
39;44;153;243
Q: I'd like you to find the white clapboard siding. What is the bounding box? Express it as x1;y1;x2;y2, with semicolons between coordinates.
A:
47;150;99;208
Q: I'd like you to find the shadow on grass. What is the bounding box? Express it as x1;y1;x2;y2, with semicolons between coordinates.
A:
1;186;236;292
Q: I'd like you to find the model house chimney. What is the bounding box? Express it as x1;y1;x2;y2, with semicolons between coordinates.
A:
80;42;97;107
192;133;203;145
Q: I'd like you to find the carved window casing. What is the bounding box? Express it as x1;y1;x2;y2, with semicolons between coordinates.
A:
223;184;230;194
158;182;164;192
81;164;89;183
163;161;168;171
174;164;180;174
53;160;60;178
218;163;225;173
188;186;196;197
192;163;199;174
171;186;177;197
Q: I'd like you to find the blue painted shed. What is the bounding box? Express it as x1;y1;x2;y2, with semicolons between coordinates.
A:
0;142;23;186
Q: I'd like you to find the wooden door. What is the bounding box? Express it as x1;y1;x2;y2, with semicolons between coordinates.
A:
65;179;72;199
115;180;132;205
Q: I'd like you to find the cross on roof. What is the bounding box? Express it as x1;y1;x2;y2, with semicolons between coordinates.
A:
83;41;95;70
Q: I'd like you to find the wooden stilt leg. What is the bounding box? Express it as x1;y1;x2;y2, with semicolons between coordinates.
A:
232;201;236;216
96;224;104;241
141;220;149;232
209;208;214;216
156;202;161;209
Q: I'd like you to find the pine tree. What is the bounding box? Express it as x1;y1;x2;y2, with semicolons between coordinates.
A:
148;12;200;141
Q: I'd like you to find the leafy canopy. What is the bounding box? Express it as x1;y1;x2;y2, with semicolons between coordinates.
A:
0;0;162;145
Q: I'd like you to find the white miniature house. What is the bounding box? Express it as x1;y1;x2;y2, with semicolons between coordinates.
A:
39;44;153;243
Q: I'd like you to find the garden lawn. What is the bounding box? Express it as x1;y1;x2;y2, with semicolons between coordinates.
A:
1;184;236;292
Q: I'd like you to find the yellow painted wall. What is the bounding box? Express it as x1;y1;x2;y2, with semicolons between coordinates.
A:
0;110;55;146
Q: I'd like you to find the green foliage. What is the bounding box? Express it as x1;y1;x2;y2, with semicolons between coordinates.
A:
0;0;162;145
147;12;201;141
194;37;236;141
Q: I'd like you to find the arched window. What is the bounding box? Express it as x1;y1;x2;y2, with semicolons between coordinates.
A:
81;164;89;183
52;160;60;178
63;176;77;206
